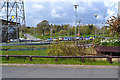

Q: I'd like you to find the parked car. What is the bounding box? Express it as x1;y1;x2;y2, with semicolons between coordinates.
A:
79;37;83;40
47;38;52;41
89;36;94;40
86;37;90;40
67;37;71;41
59;37;63;41
84;36;90;40
53;38;57;41
63;37;68;41
76;37;79;40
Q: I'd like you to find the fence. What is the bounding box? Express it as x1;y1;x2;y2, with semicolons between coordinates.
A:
0;55;120;64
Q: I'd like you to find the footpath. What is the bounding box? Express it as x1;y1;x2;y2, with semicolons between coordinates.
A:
0;64;119;69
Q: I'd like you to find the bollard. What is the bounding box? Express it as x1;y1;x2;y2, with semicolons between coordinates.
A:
55;56;58;62
109;56;112;64
82;56;85;62
6;55;9;60
29;56;32;61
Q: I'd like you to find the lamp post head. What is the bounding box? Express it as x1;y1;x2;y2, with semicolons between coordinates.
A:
73;5;79;9
94;14;98;18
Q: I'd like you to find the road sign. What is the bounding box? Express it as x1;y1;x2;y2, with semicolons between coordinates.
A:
78;33;79;36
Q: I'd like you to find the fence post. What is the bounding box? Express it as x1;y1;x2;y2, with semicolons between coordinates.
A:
6;49;8;51
55;56;58;62
109;56;112;64
30;56;32;61
82;56;85;62
6;55;9;60
106;55;109;61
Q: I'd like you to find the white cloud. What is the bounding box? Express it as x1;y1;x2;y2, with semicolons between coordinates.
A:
32;4;44;10
78;7;86;13
25;0;120;2
107;9;115;16
51;9;61;18
50;4;67;18
97;15;103;20
104;0;118;21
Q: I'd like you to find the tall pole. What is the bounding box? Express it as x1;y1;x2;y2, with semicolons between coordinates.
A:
51;24;53;39
35;27;37;40
103;9;105;38
16;0;18;42
71;26;72;37
78;20;80;43
94;14;98;37
102;23;104;37
6;1;9;43
73;5;79;44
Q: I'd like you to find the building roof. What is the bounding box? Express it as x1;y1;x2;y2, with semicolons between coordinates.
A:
0;19;20;25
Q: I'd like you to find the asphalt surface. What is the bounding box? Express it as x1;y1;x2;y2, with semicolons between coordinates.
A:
24;34;42;41
2;66;118;78
1;42;55;46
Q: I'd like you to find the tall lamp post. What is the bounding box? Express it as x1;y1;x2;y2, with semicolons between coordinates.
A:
78;20;80;43
50;24;53;39
43;27;46;40
94;14;98;37
73;4;79;44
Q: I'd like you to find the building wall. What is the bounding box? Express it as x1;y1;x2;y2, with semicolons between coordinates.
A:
0;22;19;42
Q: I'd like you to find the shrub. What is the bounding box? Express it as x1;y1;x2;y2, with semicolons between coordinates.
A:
48;41;96;56
100;37;120;46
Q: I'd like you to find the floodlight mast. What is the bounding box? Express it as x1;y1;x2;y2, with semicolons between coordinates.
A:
1;0;26;42
94;14;98;37
73;4;79;44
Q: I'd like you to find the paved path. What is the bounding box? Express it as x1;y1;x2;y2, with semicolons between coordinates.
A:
2;66;118;78
24;34;42;41
1;42;57;46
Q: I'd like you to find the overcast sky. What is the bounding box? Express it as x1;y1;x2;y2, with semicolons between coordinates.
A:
24;0;119;27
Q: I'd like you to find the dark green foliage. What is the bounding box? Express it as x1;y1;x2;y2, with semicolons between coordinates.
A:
48;40;96;56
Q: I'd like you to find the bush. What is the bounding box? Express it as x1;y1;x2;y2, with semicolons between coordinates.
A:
100;37;120;46
92;37;105;45
48;41;96;56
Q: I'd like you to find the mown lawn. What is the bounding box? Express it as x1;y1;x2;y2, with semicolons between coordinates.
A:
1;57;120;66
2;45;49;49
2;49;48;56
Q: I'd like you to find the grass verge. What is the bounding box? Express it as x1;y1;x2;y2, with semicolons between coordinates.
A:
1;50;120;66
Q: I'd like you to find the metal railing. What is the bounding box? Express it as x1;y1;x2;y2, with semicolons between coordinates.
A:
0;55;120;64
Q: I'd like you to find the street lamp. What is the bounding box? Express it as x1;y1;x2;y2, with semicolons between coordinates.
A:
102;23;104;37
78;19;80;43
43;27;46;40
94;14;98;37
73;4;79;43
50;24;53;39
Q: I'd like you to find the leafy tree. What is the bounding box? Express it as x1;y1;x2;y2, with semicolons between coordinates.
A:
59;30;67;35
106;16;120;37
37;20;49;36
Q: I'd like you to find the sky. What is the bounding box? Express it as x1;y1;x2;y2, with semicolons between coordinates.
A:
24;0;119;27
1;0;119;27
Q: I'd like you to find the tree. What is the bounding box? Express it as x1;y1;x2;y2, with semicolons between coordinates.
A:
37;20;49;36
59;30;67;35
106;16;120;37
